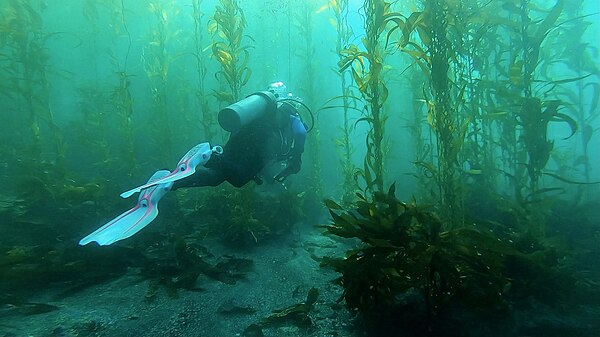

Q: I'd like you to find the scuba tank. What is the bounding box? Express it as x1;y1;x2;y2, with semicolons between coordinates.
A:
218;91;277;133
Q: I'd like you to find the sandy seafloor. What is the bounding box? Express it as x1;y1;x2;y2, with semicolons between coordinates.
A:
0;221;361;337
3;212;599;337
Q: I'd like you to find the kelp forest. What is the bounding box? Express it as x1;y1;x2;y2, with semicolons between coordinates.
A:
1;0;599;336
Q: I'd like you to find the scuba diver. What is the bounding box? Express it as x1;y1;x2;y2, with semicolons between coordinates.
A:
79;82;308;246
173;81;307;189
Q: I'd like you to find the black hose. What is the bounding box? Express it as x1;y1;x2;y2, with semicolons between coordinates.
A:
280;98;315;133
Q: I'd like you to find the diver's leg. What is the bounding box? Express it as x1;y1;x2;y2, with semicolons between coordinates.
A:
172;166;226;189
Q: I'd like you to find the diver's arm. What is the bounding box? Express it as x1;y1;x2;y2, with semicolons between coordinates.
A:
274;116;307;182
287;116;307;172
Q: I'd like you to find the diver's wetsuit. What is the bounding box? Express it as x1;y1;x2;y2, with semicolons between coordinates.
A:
173;104;306;189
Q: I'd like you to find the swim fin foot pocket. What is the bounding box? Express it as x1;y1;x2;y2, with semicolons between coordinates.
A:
79;142;222;246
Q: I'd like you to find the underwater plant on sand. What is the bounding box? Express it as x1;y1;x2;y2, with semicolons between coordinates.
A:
209;0;252;103
244;287;319;335
141;238;254;299
321;184;600;336
191;185;304;248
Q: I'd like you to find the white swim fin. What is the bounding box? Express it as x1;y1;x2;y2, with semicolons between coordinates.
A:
79;170;173;246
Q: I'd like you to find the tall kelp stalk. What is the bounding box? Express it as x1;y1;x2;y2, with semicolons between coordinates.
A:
544;0;600;198
106;0;138;178
444;1;520;221
0;1;65;168
191;0;217;140
205;0;267;246
406;68;437;198
339;0;391;196
424;0;463;226
494;0;584;235
450;1;499;194
0;1;108;244
209;0;252;104
464;1;503;194
79;1;109;174
294;1;323;212
330;0;359;204
385;0;469;226
485;0;521;196
79;0;138;181
517;0;577;194
517;0;551;195
142;1;181;163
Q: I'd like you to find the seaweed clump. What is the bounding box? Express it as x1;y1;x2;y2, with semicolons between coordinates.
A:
321;184;598;336
141;237;254;299
192;185;305;248
241;287;320;337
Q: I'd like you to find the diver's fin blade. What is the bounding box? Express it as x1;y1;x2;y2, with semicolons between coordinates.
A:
80;170;171;246
78;201;159;246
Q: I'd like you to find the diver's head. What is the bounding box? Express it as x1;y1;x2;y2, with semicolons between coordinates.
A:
267;81;303;108
267;81;288;100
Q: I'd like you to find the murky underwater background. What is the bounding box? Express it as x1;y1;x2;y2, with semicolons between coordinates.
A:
1;0;599;336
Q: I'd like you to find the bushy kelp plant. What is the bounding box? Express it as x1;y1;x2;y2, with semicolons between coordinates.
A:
209;0;252;103
321;185;599;336
187;185;305;248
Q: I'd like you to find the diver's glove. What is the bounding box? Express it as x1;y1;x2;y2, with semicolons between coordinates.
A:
274;157;301;182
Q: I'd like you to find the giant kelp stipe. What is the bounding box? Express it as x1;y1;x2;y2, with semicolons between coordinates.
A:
0;0;599;336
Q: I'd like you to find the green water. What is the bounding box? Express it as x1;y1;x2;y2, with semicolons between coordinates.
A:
1;0;599;336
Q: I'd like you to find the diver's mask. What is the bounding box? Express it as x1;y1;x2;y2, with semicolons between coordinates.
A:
267;81;288;100
267;81;303;109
